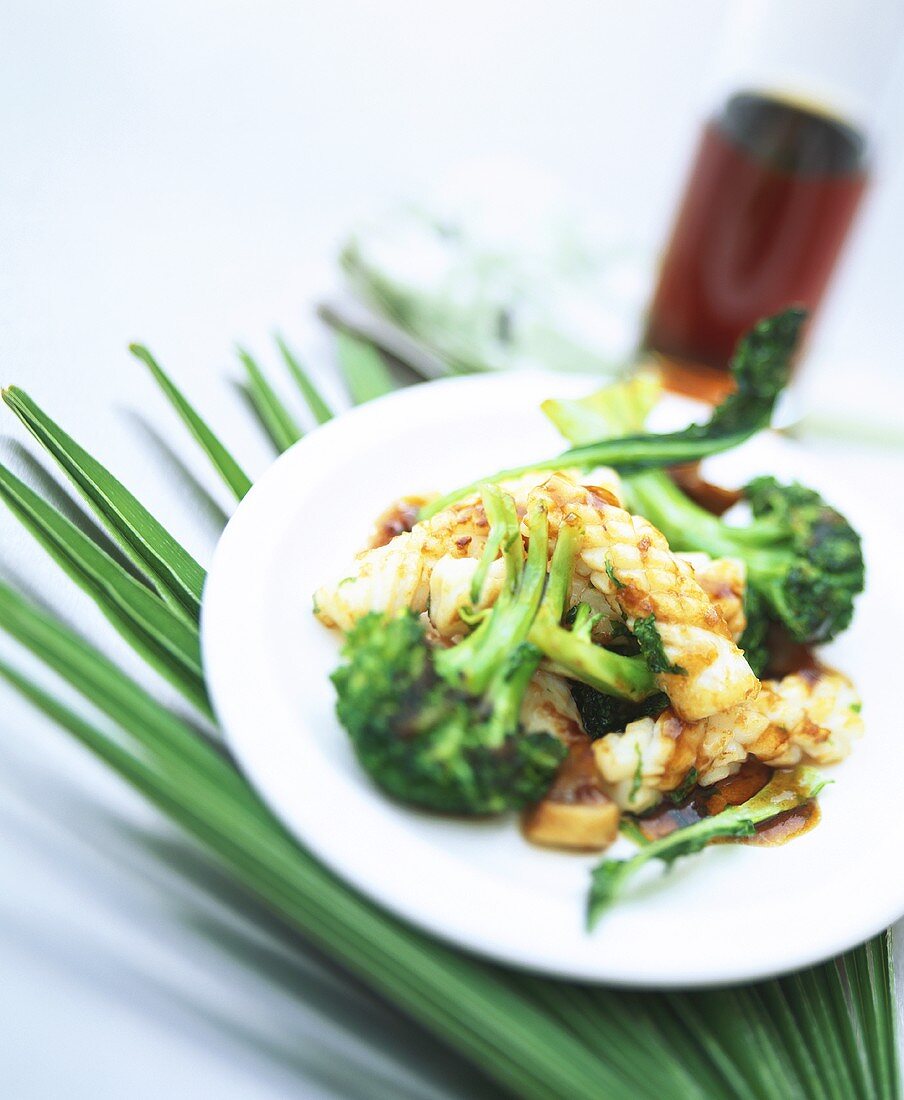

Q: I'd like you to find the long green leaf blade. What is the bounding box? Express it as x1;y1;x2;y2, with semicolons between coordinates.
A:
336;331;396;404
810;961;873;1099
237;347;303;453
0;580;262;810
130;343;253;501
751;981;825;1098
0;658;640;1100
665;989;801;1099
2;387;205;620
0;461;209;714
276;334;335;424
877;933;901;1100
782;969;855;1100
525;983;715;1098
849;935;901;1100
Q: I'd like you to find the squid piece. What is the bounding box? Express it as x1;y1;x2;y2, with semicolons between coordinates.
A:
594;667;863;812
753;669;863;767
428;555;506;640
678;552;747;642
314;467;623;632
314;494;491;631
527;474;759;721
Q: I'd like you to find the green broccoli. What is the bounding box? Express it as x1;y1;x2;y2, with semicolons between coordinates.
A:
420;308;805;519
524;517;658;701
735;587;771;677
332;610;565;813
541;320;864;648
627;470;864;645
569;681;669;739
332;481;672;813
587;767;827;926
331;490;567;814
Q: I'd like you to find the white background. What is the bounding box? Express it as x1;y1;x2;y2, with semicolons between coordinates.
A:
1;2;902;1096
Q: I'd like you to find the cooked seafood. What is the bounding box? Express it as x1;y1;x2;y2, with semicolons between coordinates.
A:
314;467;623;632
594;668;863;812
319;311;865;923
527;474;758;721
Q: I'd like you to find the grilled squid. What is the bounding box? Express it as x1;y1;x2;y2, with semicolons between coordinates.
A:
527;474;759;721
314;467;623;632
594;667;863;811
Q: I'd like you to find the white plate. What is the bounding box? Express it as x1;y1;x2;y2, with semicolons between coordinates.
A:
202;370;904;986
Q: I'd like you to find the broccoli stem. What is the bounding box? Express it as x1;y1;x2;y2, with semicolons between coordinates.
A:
469;482;522;604
627;470;745;558
420;308;804;521
587;766;827;927
528;516;657;701
533;624;657;700
435;498;548;695
482;642;543;749
539;514;581;617
626;471;796;595
421;434;756;521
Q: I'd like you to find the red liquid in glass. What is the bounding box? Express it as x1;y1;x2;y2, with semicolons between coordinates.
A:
645;93;868;385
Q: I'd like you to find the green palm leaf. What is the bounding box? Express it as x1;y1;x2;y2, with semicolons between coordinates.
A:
131;343;253;500
0;461;208;714
276;333;335;424
0;612;635;1100
0;581;226;778
2;386;205;621
238;347;303;453
336;331;397;404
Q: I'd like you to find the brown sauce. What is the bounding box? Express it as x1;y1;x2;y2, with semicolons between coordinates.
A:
669;462;744;516
753;801;820;846
638;757;820;848
367;495;432;549
763;626;821;679
659;357;738;406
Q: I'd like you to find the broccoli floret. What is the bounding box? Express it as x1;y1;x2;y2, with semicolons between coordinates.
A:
331;489;567;814
333;612;564;813
420;308;805;520
628;471;864;645
742;475;864;643
736;587;771;677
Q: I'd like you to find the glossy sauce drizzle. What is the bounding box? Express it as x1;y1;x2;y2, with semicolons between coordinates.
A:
669;462;744;516
638;758;820;847
367;495;432;549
